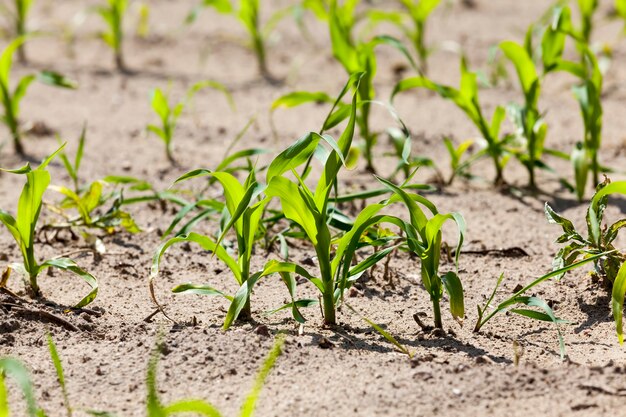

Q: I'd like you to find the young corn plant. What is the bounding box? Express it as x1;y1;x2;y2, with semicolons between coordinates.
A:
327;0;378;173
0;145;98;307
48;129;140;237
147;81;232;165
187;0;292;81
0;38;76;155
392;57;512;185
571;47;603;200
367;0;441;74
545;179;626;286
151;169;268;327
96;0;128;72
474;253;607;358
546;179;626;344
442;136;474;185
500;39;548;189
264;74;464;329
377;177;465;329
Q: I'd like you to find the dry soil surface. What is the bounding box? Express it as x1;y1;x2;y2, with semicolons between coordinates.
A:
2;1;626;416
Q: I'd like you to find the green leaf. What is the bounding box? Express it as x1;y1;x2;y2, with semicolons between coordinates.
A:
152;232;241;285
37;71;77;89
150;88;170;121
441;271;464;320
172;284;233;300
47;334;72;417
612;261;626;344
345;303;412;357
500;41;538;97
0;37;27;86
271;91;334;110
39;258;98;308
265;177;319;246
0;358;42;417
239;336;284;417
162;400;222;417
544;202;582;242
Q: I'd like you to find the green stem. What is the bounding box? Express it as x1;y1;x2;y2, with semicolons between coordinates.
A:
239;257;252;321
432;296;442;329
318;252;336;325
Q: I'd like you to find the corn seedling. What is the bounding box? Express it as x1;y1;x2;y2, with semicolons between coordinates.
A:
47;130;140;237
393;57;512;185
147;81;233;165
474;253;607;358
545;179;626;285
96;0;128;72
0;38;76;155
261;74;378;325
151;167;269;327
546;179;626;344
377;176;465;329
263;75;438;326
264;74;459;329
443;136;474;185
549;6;604;199
187;0;292;81
0;145;98;307
367;0;441;74
499;39;548;189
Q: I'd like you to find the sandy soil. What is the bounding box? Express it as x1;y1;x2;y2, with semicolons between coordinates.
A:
2;0;626;416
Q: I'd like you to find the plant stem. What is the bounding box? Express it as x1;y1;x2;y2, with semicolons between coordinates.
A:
432;296;442;329
322;286;335;325
12;127;24;155
318;251;336;325
591;150;599;187
115;50;127;73
239;258;252;321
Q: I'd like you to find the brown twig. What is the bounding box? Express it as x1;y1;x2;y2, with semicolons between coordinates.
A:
11;306;80;332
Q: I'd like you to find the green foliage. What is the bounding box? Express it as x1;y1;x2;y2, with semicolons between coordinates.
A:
536;5;604;199
0;38;76;155
367;0;441;73
0;145;98;307
546;179;626;285
442;136;474;185
47;335;72;417
500;38;548;189
393;57;512;185
617;0;626;33
475;252;610;357
546;179;626;344
376;176;465;328
147;334;284;417
50;129;140;235
187;0;292;80
96;0;128;71
151;169;268;328
148;81;233;165
0;357;45;417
